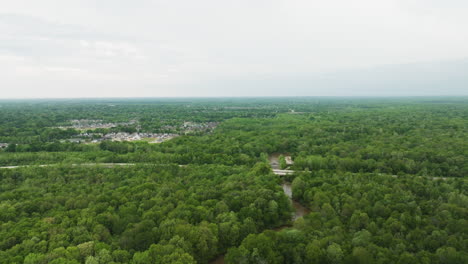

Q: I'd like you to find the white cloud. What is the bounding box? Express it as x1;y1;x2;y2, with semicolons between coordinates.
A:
92;41;141;58
79;40;90;47
0;1;468;97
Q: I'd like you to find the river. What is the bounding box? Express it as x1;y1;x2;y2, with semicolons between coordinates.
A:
282;182;310;221
209;154;310;264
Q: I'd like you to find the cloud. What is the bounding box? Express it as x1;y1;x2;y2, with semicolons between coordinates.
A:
0;1;468;97
0;13;143;59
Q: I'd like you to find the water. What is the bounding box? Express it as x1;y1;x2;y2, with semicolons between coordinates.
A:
268;152;281;169
282;182;310;221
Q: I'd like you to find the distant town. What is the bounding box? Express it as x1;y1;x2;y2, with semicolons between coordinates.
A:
56;119;218;144
64;132;178;144
57;119;138;130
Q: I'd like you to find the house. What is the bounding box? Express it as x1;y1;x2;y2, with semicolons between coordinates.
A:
130;133;141;141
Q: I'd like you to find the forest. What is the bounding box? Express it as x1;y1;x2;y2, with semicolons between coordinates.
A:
0;97;466;264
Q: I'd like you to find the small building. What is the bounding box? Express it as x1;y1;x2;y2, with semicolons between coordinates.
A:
285;156;294;165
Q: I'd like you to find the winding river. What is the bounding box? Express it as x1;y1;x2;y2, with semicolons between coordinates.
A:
209;154;310;264
282;182;310;221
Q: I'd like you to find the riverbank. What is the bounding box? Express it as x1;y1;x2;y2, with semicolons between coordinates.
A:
209;154;309;264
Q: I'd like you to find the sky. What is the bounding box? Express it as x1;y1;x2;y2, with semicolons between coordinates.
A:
1;0;468;98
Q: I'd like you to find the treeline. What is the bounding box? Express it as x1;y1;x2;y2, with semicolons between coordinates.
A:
0;140;257;167
3;97;464;144
3;100;466;178
211;106;467;177
0;98;293;144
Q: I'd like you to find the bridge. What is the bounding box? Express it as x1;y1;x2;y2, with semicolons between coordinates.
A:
272;169;295;176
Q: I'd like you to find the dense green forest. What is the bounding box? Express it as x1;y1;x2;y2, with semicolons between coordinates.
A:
0;98;466;263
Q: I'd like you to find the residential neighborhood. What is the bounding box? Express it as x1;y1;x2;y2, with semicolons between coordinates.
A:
54;119;217;144
182;121;218;133
57;119;138;130
62;132;178;144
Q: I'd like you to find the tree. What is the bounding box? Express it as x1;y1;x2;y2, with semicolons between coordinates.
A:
24;253;46;264
351;247;373;264
279;155;287;169
436;247;467;264
352;230;372;247
326;243;344;264
305;241;323;263
132;251;151;264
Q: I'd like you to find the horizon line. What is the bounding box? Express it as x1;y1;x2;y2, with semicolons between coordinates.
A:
1;95;468;100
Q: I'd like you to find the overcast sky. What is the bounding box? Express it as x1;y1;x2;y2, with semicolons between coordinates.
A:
1;0;467;98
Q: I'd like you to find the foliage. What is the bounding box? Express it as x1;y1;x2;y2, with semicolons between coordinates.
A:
0;97;466;263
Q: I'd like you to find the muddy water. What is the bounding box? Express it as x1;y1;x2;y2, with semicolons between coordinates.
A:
268;152;281;169
282;182;310;221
